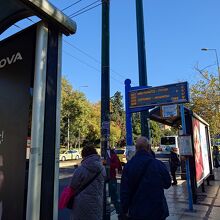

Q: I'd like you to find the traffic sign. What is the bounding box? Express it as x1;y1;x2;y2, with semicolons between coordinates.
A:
129;82;189;109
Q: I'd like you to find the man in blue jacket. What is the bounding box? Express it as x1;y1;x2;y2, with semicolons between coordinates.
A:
120;136;171;220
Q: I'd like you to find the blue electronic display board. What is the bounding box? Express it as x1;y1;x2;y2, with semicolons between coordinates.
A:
129;82;189;109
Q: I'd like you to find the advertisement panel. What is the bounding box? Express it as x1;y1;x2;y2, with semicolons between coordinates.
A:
0;26;36;219
192;117;210;187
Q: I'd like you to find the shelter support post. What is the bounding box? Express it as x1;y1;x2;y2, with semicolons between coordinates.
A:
26;23;48;220
180;105;193;211
40;25;60;220
1;0;76;219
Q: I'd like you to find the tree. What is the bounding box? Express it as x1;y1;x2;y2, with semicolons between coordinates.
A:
86;102;101;146
132;112;163;146
162;127;177;137
188;71;220;137
150;121;162;147
60;77;74;146
132;112;141;141
61;77;91;148
110;121;121;147
61;80;127;149
110;91;125;144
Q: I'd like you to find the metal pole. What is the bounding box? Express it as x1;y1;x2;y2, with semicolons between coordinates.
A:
201;48;220;86
135;0;150;139
53;32;62;220
215;49;220;114
180;104;193;211
213;49;220;84
125;79;133;146
101;0;110;219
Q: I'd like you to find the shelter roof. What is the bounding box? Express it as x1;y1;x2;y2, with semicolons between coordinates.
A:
149;106;190;128
149;106;209;128
0;0;76;35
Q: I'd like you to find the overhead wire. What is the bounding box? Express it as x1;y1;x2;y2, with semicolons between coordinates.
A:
62;0;83;12
63;39;138;84
13;24;22;30
63;50;123;86
20;0;101;26
69;0;101;18
70;3;102;18
11;24;124;86
27;17;35;23
64;39;100;64
21;0;135;86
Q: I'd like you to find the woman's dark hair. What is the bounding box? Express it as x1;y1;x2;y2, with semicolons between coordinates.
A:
81;145;97;158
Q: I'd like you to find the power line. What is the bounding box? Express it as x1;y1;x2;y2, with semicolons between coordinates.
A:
64;39;100;63
63;39;138;84
25;2;129;83
27;17;35;23
71;3;102;18
13;24;22;30
24;1;135;85
62;0;83;12
70;0;117;19
69;0;101;18
63;50;123;85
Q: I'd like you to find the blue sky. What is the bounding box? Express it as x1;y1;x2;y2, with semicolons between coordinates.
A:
1;0;220;103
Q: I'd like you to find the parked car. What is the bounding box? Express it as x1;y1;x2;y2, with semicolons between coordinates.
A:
114;148;127;165
59;150;81;161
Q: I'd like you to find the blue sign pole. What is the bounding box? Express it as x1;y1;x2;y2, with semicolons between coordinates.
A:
180;104;193;211
125;79;133;146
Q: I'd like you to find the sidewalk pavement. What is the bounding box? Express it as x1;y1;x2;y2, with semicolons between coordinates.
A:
111;168;220;220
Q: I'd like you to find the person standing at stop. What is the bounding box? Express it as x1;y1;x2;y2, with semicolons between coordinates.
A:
69;146;106;220
120;136;171;220
109;148;122;214
169;147;180;186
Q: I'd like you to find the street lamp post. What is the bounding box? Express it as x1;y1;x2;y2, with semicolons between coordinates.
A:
201;48;220;84
201;48;220;114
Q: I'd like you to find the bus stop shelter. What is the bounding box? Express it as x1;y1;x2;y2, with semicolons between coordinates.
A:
149;106;214;203
0;1;76;219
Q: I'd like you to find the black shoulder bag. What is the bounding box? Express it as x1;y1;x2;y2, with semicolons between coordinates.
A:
121;159;153;220
130;159;153;203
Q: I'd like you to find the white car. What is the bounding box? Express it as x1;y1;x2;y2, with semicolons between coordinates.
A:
59;150;81;161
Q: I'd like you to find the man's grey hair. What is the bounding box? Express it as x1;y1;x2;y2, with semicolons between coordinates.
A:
135;136;151;151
